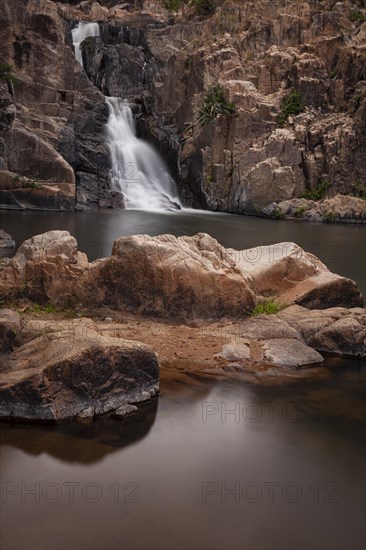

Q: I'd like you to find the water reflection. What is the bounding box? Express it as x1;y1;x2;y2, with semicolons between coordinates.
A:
0;401;158;464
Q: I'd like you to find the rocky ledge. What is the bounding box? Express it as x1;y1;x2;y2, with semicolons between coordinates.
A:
0;229;364;422
261;194;366;223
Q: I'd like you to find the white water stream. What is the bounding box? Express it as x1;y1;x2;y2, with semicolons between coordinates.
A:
105;97;182;210
71;21;100;67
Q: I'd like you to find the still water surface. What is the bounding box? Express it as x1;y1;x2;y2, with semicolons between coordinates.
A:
0;210;365;549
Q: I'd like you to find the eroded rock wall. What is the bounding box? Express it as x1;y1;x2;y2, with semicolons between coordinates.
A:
1;0;365;211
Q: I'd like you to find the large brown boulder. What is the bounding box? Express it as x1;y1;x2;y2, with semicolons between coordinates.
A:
0;318;159;422
0;230;89;303
230;242;363;309
76;233;255;321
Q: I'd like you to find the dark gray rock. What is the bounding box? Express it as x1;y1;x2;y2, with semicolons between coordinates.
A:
0;318;160;422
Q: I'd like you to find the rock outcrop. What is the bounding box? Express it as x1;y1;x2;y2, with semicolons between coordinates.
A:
0;0;123;210
1;230;362;320
261;194;366;223
1;0;365;214
0;230;89;302
229;242;363;309
76;232;256;320
0;317;159;422
278;305;366;358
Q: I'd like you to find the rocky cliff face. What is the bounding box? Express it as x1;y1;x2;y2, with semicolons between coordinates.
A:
0;0;365;212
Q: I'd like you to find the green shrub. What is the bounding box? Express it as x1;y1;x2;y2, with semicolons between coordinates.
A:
161;0;185;10
207;175;213;183
354;181;366;200
349;11;365;23
191;0;216;15
275;209;285;219
198;85;236;127
22;177;39;189
0;63;17;83
325;212;337;223
300;180;331;201
250;301;286;316
278;90;305;126
294;207;306;218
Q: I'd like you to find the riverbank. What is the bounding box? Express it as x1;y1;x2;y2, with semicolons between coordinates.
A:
259;194;366;223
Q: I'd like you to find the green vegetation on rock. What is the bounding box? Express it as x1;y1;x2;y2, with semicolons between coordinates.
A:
0;63;17;83
22;176;40;189
349;10;365;23
354;181;366;200
161;0;184;10
300;180;330;201
198;85;236;127
278;90;305;126
250;301;286;316
191;0;216;15
160;0;216;14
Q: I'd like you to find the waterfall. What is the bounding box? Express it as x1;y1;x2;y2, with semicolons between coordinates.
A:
71;22;100;67
105;97;181;211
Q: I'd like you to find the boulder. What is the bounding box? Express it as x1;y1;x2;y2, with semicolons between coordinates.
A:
76;233;255;321
0;229;15;249
0;230;89;303
262;338;324;368
0;318;159;422
278;305;366;358
229;242;363;309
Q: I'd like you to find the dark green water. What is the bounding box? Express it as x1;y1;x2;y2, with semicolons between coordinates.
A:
0;210;365;549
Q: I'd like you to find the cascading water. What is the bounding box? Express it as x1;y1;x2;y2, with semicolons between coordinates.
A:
71;22;100;66
105;97;182;210
71;21;181;210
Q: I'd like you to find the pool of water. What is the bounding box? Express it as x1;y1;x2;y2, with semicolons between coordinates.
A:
1;360;365;550
1;209;366;296
1;209;365;549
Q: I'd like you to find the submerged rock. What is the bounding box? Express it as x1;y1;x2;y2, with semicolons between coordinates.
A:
0;318;159;422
